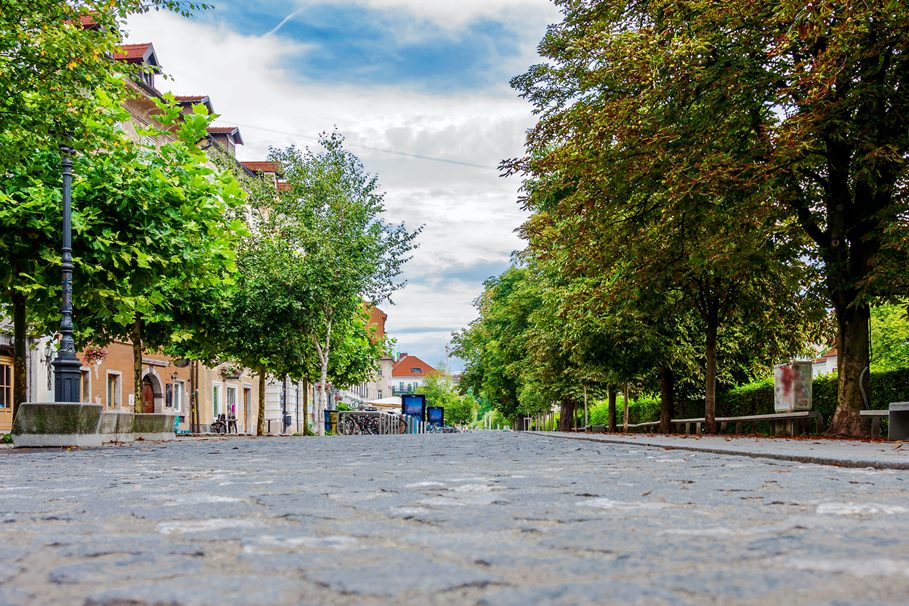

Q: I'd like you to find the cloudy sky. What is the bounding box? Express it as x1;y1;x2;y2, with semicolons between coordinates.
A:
125;0;559;370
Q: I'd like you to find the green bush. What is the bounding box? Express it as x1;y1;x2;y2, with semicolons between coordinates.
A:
588;395;661;425
718;368;909;423
586;368;909;431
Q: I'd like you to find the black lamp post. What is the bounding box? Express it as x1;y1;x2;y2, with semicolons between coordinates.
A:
52;146;82;402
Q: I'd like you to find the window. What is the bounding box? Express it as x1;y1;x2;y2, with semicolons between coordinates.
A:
80;369;91;403
212;383;222;418
0;357;12;409
411;368;422;374
378;390;383;399
226;385;237;416
106;373;121;409
172;381;184;413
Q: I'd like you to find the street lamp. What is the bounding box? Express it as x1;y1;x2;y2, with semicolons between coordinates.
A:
52;146;82;402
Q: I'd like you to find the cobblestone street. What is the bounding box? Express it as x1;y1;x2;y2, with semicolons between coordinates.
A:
1;432;908;605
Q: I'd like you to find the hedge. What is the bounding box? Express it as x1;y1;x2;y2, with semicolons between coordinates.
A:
589;368;909;429
720;368;909;424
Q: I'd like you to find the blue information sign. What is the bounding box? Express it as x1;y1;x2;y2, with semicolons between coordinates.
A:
426;406;444;428
401;394;426;421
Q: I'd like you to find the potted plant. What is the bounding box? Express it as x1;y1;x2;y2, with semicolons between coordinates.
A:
218;363;242;380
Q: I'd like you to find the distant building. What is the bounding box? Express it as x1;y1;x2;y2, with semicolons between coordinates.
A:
391;353;437;395
812;347;838;377
339;305;394;407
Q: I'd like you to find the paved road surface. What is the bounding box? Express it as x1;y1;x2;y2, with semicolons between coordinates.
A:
1;432;908;605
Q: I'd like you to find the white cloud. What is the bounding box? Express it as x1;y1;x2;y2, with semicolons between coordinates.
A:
274;0;559;34
125;3;551;370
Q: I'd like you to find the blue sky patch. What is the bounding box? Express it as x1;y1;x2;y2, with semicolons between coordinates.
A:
199;1;523;91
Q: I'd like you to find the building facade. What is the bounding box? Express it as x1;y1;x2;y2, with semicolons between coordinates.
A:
391;353;437;396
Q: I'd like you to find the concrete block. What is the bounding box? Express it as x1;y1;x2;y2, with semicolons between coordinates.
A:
888;402;909;441
100;412;135;443
132;413;177;441
12;402;102;448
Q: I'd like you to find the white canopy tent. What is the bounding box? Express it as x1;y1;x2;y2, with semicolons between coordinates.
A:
363;396;402;411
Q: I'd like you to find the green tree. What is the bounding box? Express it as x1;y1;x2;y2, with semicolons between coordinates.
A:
451;266;540;426
72;98;246;411
871;303;909;371
270;133;419;433
510;0;884;434
0;0;206;413
418;371;477;426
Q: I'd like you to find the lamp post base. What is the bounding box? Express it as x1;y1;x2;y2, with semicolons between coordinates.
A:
53;355;83;403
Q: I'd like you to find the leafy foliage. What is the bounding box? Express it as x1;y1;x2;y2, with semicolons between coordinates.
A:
485;0;909;435
418;371;477;426
269;133;420;430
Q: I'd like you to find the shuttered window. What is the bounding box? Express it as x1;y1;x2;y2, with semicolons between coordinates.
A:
0;358;11;409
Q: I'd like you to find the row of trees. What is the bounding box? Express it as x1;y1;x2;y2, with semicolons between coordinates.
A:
0;2;417;433
454;0;909;437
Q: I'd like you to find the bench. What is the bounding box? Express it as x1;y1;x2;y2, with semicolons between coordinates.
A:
717;411;823;436
860;409;888;437
625;421;660;432
861;402;909;440
621;411;823;436
671;417;706;435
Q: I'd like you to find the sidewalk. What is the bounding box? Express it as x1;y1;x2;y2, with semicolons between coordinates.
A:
529;431;909;470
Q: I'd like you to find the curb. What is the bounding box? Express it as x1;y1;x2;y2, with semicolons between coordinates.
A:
524;431;909;471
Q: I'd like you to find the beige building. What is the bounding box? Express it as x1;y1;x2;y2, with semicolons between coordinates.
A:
0;35;285;435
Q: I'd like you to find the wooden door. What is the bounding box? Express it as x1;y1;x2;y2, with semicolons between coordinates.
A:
243;388;252;434
0;356;12;432
141;380;155;414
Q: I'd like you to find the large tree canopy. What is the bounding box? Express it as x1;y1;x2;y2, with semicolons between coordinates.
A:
506;0;908;435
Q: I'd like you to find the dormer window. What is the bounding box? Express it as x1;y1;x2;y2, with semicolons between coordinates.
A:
411;368;422;374
113;43;161;90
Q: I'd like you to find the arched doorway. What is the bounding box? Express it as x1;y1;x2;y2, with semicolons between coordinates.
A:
141;374;160;414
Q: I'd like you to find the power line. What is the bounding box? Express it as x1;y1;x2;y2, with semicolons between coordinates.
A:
230;121;498;171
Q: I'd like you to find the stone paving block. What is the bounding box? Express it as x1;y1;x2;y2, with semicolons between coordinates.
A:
1;433;909;605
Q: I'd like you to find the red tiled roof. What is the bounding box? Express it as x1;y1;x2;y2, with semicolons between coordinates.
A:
65;15;99;29
113;43;153;62
392;354;436;378
276;181;292;191
241;161;281;174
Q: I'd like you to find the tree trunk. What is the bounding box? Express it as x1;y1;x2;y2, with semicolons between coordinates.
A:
622;384;630;431
829;302;871;435
583;385;588;428
313;320;332;436
256;369;266;436
130;316;143;413
302;380;309;435
557;398;576;432
705;320;718;434
659;366;674;434
607;385;617;432
11;292;27;416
